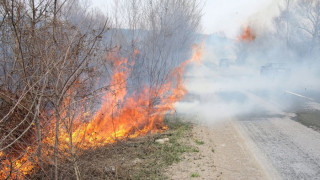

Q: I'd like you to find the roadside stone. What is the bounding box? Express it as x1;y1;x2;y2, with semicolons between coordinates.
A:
155;138;169;144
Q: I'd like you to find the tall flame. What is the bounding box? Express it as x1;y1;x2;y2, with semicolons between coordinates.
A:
0;43;204;179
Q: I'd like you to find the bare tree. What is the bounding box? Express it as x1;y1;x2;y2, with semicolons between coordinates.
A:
274;0;320;58
297;0;320;52
112;0;202;122
0;0;110;179
274;0;295;48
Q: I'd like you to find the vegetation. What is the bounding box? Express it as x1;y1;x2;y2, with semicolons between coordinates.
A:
295;111;320;132
191;172;200;178
32;116;195;179
274;0;320;56
195;139;205;145
236;0;320;65
0;0;202;179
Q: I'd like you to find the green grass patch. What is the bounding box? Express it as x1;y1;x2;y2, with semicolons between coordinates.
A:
132;115;194;179
295;111;320;132
194;139;205;145
191;172;200;178
192;147;199;152
157;116;194;165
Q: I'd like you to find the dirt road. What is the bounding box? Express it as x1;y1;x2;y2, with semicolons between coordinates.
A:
166;120;271;180
168;91;320;179
207;120;272;180
166;115;320;180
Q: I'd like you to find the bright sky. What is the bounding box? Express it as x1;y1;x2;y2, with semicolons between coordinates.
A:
91;0;278;38
202;0;277;37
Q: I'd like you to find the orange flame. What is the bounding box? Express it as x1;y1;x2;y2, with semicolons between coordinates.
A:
0;43;204;179
238;26;256;42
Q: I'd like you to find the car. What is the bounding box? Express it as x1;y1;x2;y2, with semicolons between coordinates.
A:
219;58;230;68
260;63;291;79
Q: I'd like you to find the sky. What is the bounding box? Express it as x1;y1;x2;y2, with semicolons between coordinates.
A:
91;0;278;38
202;0;278;37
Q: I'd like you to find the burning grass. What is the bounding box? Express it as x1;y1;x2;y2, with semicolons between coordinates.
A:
31;115;194;179
0;43;204;179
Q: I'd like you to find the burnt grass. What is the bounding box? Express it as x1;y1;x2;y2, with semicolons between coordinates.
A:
41;116;194;180
294;110;320;132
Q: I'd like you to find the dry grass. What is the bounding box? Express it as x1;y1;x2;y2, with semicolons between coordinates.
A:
33;116;193;179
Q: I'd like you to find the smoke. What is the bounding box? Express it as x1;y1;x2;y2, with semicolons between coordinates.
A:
176;1;320;123
202;0;277;37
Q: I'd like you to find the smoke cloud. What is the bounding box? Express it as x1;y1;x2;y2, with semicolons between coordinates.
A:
176;1;320;123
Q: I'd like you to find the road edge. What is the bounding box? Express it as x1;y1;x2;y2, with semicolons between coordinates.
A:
232;119;283;180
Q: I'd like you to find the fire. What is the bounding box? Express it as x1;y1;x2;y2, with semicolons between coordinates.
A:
0;43;203;179
238;26;256;42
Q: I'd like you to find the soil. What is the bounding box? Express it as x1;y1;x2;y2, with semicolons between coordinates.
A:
165;120;268;180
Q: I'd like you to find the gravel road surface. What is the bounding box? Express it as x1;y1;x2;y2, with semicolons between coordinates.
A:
235;91;320;180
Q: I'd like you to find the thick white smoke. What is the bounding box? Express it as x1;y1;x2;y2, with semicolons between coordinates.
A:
176;1;320;123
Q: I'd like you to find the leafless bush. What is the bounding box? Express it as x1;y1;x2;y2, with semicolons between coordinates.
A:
0;0;110;179
112;0;202;113
274;0;320;59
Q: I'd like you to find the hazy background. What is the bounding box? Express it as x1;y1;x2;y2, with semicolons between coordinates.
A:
91;0;320;123
91;0;278;37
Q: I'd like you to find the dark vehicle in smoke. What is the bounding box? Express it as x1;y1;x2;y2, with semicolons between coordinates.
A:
260;63;291;79
219;58;230;68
